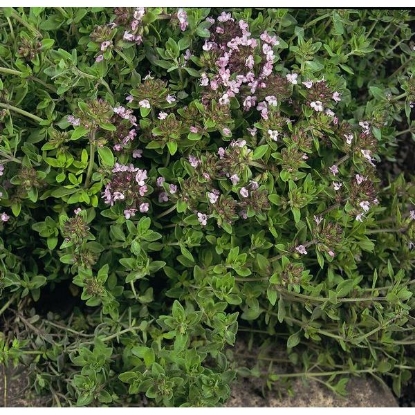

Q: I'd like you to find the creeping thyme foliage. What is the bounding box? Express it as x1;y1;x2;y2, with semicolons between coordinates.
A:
0;7;415;406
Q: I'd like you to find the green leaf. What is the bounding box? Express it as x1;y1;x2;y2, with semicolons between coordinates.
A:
167;141;178;156
154;59;174;70
369;86;385;101
339;64;354;75
336;279;355;297
252;144;269;160
267;288;277;306
183;67;200;77
287;331;301;348
71;126;88;140
165;37;180;59
98;146;115;167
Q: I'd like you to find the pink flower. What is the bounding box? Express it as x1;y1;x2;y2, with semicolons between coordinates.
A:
314;215;323;225
135;169;147;186
208;191;219;204
218;147;225;159
169;184;177;194
74;208;82;215
177;8;188;31
355;174;366;185
190;126;198;133
410;210;415;220
310;101;324;111
265;95;278;106
219;93;230;105
359;201;370;212
332;91;341;102
139;203;149;213
197;212;208;226
286;73;298;84
166;94;176;104
359;121;370;133
217;12;232;22
124;209;137;219
344;134;353;145
95;54;104;63
123;31;135;41
243;95;256;110
329;165;338;175
245;55;254;69
139;99;150;108
156;177;165;187
200;73;209;86
67;115;81;126
113;191;125;202
247;127;257;136
361;149;376;166
126;95;134;103
189;155;200;168
159;192;169;203
222;128;231;136
260;32;279;46
100;41;112;51
1;212;9;222
302;80;313;88
132;149;143;158
249;180;259;190
158;112;168;120
202;41;214;51
333;182;342;191
0;165;4;176
296;245;307;255
328;250;335;258
240;187;249;198
230;174;240;185
268;130;279;141
356;213;364;222
139;185;147;196
134;7;145;21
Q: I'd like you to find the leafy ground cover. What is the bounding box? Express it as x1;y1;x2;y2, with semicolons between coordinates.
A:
0;7;415;406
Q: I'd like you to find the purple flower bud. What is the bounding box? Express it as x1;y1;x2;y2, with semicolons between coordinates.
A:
139;203;149;213
240;187;249;198
295;245;307;255
197;212;208;226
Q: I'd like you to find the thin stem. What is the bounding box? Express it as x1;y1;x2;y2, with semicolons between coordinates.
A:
396;128;414;137
366;227;407;234
100;326;142;342
0;292;19;316
0;152;22;164
130;281;137;298
0;67;21;76
6;16;14;41
0;103;44;123
43;320;95;338
9;9;42;38
156;204;176;219
84;134;96;188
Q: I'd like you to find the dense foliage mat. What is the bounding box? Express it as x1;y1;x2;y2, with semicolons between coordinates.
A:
0;7;415;406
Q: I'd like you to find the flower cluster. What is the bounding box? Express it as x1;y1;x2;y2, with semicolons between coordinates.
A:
102;163;150;218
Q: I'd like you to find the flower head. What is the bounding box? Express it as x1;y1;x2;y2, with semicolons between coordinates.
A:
310;101;324;112
286;73;298;84
296;245;307;255
197;212;208;226
139;99;150;108
177;8;188;31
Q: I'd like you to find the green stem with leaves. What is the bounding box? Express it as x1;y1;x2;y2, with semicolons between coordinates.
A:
0;103;44;123
84;131;96;188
